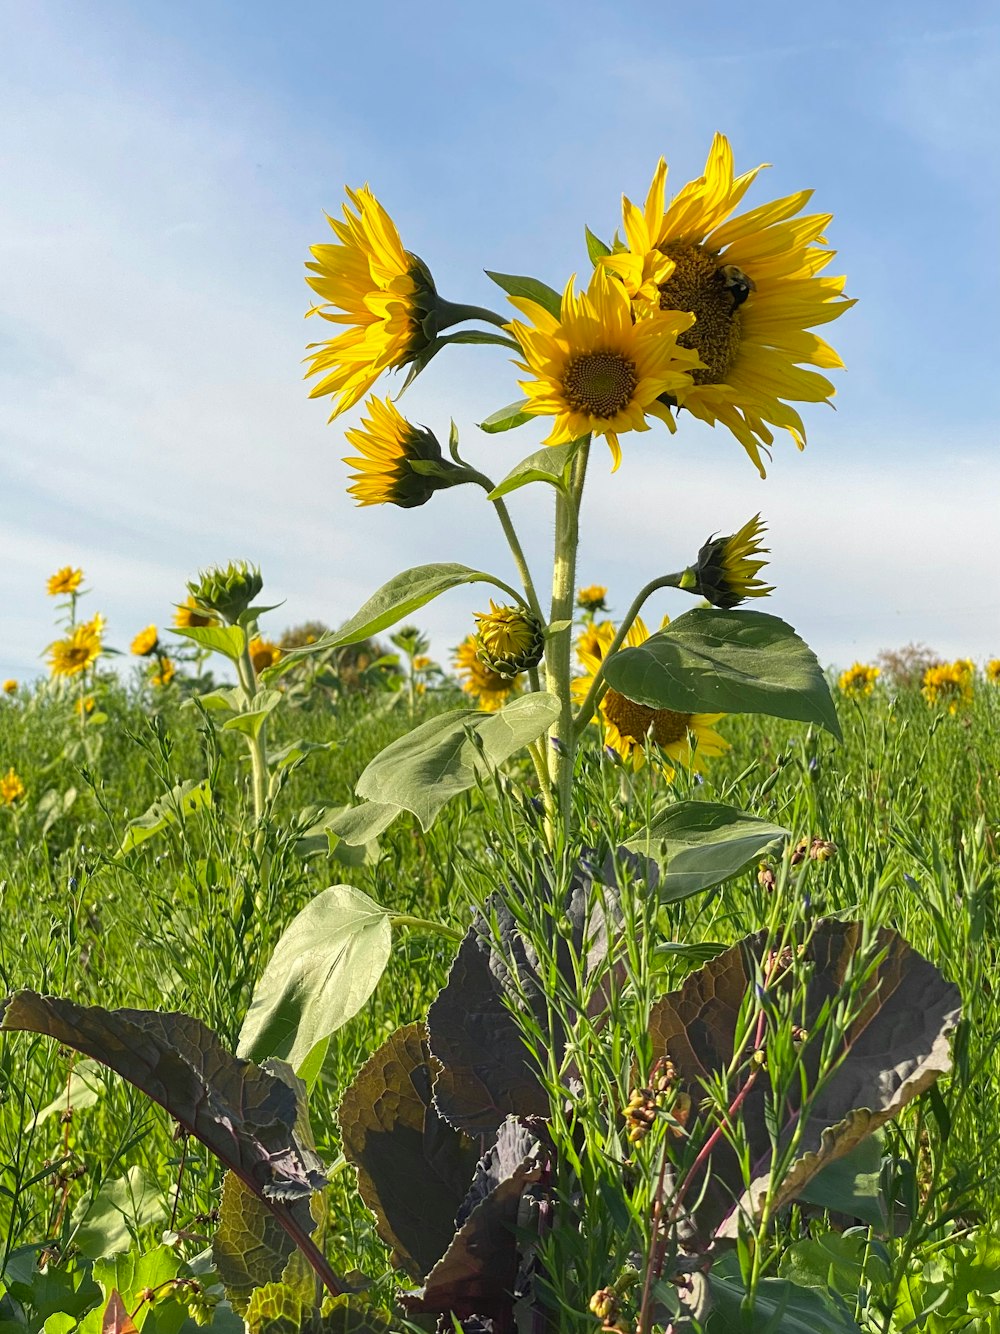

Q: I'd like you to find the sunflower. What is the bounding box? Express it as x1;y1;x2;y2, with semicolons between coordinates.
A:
75;695;96;715
131;625;159;657
921;661;973;713
152;658;176;687
986;660;1000;686
602;134;853;476
47;566;83;597
173;596;218;629
576;619;616;666
506;265;701;471
304;186;437;419
576;585;609;615
454;635;520;712
689;514;773;608
474;601;544;678
48;616;103;677
838;663;880;697
1;768;25;806
249;637;282;675
3;680;16;695
572;616;728;771
343;395;462;507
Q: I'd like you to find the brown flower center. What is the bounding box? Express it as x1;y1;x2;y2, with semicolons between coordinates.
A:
658;243;744;384
563;351;638;419
603;689;655;743
650;708;692;747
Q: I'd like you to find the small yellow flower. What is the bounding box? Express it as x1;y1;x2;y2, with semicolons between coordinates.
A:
453;635;520;712
131;625;159;657
343;395;462;507
473;602;544;679
48;617;103;677
1;767;25;805
506;264;701;471
986;659;1000;686
173;596;219;629
2;679;16;695
689;515;774;608
305;186;438;419
602;134;853;475
412;655;434;672
151;658;176;687
75;695;96;715
572;617;728;771
249;637;282;675
46;567;83;597
576;585;609;614
838;663;880;698
921;661;973;714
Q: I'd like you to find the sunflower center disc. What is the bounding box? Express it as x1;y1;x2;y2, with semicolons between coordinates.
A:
603;689;655;744
658;243;744;385
650;708;692;747
563;351;638;419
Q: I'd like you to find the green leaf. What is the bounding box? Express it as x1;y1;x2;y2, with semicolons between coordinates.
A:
118;779;212;856
355;692;560;830
622;800;789;901
212;1172;296;1315
69;1166;167;1260
169;624;247;663
477;399;534;434
779;1231;890;1301
282;564;497;663
82;1247;185;1334
187;686;243;714
29;1059;104;1129
486;440;582;499
270;738;335;770
484;270;562;318
221;689;282;740
708;1253;861;1332
603;608;842;739
798;1133;886;1226
585;226;612;262
237;885;392;1070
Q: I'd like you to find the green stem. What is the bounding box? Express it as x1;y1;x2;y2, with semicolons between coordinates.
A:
467;472;545;623
235;645;269;835
546;439;590;840
571;572;686;734
388;913;463;943
436;299;511;331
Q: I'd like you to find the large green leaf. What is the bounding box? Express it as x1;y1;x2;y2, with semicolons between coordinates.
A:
118;779;212;856
603;608;842;738
477;399;533;434
69;1167;167;1261
797;1134;886;1226
169;624;247;663
486;441;581;500
281;565;496;663
354;692;559;830
622;800;788;901
237;885;392;1071
707;1253;861;1332
484;271;561;318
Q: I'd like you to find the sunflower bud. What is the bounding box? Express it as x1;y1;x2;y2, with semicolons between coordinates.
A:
685;513;774;609
576;584;609;615
474;602;545;679
187;562;263;625
344;396;466;509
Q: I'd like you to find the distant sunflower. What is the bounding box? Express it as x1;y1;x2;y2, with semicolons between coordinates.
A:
48;617;103;677
602;134;853;475
921;661;973;714
454;635;519;712
173;596;218;629
507;265;701;471
151;658;176;688
131;625;159;657
2;680;16;695
838;663;880;697
576;585;609;615
249;637;282;675
343;395;461;507
572;616;728;771
47;566;83;597
1;767;25;806
986;659;1000;686
305;186;437;419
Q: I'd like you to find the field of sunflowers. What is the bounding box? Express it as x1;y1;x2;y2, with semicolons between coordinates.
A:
2;133;999;1334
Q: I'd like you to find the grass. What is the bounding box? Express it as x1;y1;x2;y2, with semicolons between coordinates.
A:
1;663;999;1330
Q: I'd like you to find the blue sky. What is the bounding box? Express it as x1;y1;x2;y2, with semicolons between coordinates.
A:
2;0;999;682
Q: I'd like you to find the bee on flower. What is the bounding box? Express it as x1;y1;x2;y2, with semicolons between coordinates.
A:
838;663;880;698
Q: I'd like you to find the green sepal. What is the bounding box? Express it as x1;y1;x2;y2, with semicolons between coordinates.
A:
485;270;562;319
585;226;612;262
